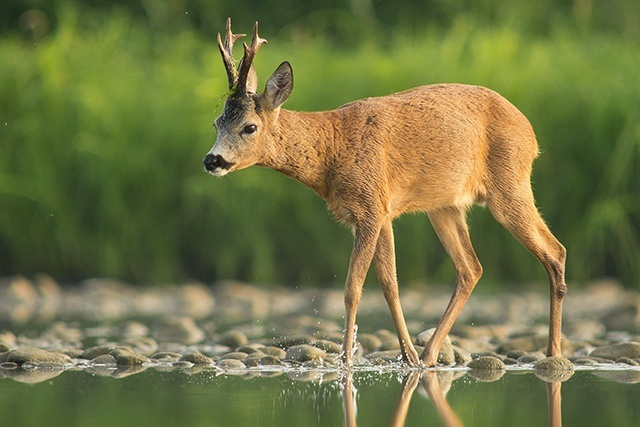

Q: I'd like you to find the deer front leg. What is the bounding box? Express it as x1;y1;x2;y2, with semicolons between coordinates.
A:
374;218;420;366
342;223;380;367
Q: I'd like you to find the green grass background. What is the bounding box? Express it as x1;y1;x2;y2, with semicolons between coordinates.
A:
0;2;638;288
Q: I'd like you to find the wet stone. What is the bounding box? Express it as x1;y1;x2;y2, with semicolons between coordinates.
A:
216;330;248;349
218;352;248;361
216;359;246;370
120;337;158;356
506;350;528;360
271;335;314;349
416;328;456;365
114;351;150;366
179;351;213;365
357;333;381;353
615;357;639;366
151;316;204;345
517;352;546;363
81;345;131;360
497;335;549;354
258;355;282;366
365;350;402;364
570;357;599;366
452;345;472;365
467;356;506;370
259;346;286;359
533;357;574;382
91;354;117;365
150;351;182;361
0;347;71;366
589;342;640;360
285;344;326;362
312;339;342;354
242;352;266;367
236;344;264;354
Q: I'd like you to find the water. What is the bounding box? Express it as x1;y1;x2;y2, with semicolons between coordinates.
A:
1;366;638;427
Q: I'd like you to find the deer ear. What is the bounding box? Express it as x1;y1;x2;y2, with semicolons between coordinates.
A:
264;61;293;109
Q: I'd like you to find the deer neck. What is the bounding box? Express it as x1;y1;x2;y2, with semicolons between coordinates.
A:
262;109;337;199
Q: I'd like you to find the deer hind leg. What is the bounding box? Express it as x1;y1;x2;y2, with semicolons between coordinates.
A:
421;206;483;367
342;221;381;366
487;184;567;357
374;218;420;366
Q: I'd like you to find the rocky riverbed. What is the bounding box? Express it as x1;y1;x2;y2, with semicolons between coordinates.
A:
1;275;640;383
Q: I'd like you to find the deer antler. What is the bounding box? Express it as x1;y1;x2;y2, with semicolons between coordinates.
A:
236;22;268;94
217;18;246;90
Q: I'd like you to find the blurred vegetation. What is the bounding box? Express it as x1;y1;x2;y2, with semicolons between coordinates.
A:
0;1;638;288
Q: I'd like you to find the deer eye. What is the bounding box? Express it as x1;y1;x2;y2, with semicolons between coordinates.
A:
243;124;257;134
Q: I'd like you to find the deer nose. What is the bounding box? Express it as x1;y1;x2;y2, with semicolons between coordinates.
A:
203;154;221;171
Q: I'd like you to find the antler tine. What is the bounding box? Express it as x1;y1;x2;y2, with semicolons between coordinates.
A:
236;21;268;94
217;18;246;90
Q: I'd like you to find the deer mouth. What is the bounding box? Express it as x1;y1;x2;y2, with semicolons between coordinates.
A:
203;154;235;176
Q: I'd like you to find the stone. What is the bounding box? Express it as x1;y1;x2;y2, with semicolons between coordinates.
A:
216;359;246;370
257;355;281;366
260;346;286;359
589;342;640;360
467;356;506;370
151;316;204;344
114;352;150;366
285;344;326;362
120;337;158;356
312;339;342;354
218;352;249;361
150;351;182;361
216;330;248;348
357;334;381;353
271;335;314;349
533;357;574;382
496;335;549;353
517;352;546;363
1;347;71;366
91;354;117;365
416;328;456;365
81;345;130;360
179;351;213;365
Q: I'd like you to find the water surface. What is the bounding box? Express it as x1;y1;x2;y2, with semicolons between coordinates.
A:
2;366;638;426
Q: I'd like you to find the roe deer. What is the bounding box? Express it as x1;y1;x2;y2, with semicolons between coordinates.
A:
203;19;567;367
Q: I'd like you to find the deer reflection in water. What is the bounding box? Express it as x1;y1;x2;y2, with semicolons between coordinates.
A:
341;370;565;427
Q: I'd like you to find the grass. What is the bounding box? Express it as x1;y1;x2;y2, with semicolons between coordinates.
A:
0;9;638;287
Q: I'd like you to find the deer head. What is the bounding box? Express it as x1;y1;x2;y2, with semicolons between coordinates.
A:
204;19;294;176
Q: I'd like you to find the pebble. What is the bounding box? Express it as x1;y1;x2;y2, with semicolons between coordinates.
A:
467;356;506;370
216;330;248;349
114;351;150;366
589;342;640;360
179;351;213;365
533;357;574;382
285;344;326;362
218;352;249;361
0;279;639;383
91;354;117;365
357;333;382;353
517;352;546;364
416;328;456;365
0;347;72;366
312;339;342;354
151;316;204;344
217;359;246;370
259;346;287;359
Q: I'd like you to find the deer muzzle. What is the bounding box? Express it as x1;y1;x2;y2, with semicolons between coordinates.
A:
203;154;235;175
